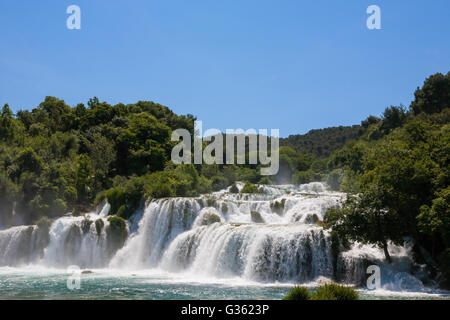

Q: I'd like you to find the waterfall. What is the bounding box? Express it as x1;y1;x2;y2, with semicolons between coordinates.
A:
110;182;357;282
0;182;418;288
160;223;334;282
110;198;200;268
42;214;112;268
0;225;46;266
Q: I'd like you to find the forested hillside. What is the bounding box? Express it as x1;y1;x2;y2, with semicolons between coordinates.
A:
280;125;361;158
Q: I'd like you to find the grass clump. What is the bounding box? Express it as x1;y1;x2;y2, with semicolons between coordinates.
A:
283;286;311;300
283;283;359;300
311;283;359;300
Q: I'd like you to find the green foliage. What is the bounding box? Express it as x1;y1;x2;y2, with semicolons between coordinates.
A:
323;73;450;277
325;186;405;263
282;286;311;300
292;170;314;185
0;97;196;225
417;187;450;246
281;126;361;158
258;176;272;185
240;181;260;194
311;283;359;300
326;169;344;191
282;284;358;300
411;72;450;115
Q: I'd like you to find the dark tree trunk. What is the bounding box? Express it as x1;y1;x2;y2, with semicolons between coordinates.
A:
382;240;391;264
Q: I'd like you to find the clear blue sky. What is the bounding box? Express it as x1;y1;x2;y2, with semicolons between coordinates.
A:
0;0;449;137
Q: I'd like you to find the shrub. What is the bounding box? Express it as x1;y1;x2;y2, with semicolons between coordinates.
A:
283;286;311;300
211;175;228;191
240;181;260;194
149;182;174;198
311;283;359;300
292;171;314;185
258;176;272;185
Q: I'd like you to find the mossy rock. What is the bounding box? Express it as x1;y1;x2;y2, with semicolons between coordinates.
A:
270;198;286;215
229;183;239;194
305;213;320;224
95;219;104;237
206;197;217;208
198;211;222;226
250;211;265;223
106;216;128;255
221;202;228;214
81;217;93;234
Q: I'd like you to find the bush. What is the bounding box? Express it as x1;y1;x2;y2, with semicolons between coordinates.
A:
283;286;311;300
311;283;359;300
258;176;272;185
211;175;228;191
240;181;260;194
292;171;314;185
151;183;175;198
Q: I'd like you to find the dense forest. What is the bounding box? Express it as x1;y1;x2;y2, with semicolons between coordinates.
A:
0;72;449;287
280;125;361;158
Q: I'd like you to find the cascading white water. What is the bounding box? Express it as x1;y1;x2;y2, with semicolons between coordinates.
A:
0;225;45;266
0;182;423;289
110;198;201;268
110;182;362;283
42;214;111;268
160;223;334;282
